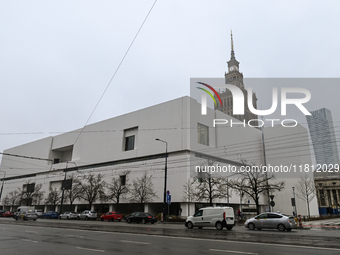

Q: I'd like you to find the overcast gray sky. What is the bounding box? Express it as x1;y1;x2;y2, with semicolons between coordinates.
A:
1;0;340;158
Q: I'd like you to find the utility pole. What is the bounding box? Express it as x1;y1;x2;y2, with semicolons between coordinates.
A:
261;118;271;212
156;138;168;222
0;170;6;208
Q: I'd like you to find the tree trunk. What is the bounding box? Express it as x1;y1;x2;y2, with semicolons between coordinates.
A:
307;194;310;218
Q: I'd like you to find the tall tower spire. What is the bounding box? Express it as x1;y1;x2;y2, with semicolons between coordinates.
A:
230;30;235;60
231;30;234;52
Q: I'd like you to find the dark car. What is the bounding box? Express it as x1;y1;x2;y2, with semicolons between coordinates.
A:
125;212;156;224
41;211;60;219
100;211;122;222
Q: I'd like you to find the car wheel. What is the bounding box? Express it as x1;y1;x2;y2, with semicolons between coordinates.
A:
151;221;155;224
118;219;121;222
94;218;96;221
278;224;286;232
111;218;114;222
186;221;193;229
101;217;104;221
142;219;146;224
226;226;233;230
77;217;80;220
85;216;88;221
127;218;131;223
15;216;18;221
67;216;69;220
248;223;255;230
198;227;203;229
216;222;223;230
33;219;37;221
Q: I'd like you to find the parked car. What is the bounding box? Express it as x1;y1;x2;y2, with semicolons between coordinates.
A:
15;210;38;221
185;207;235;230
59;211;78;220
78;210;97;220
13;206;35;218
2;211;14;217
125;212;156;224
244;212;297;232
0;210;5;217
34;209;43;218
41;211;60;219
100;211;122;222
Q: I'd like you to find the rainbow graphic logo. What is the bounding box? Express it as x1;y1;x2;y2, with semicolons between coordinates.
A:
196;82;223;115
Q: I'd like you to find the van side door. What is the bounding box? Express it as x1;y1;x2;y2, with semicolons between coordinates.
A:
192;209;204;227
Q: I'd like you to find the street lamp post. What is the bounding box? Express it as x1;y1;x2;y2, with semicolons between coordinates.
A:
0;170;6;208
156;138;168;222
292;186;297;217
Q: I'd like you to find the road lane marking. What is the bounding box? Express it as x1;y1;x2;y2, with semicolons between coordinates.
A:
76;247;105;252
121;240;150;245
66;234;84;238
210;249;258;254
21;239;38;243
25;230;38;234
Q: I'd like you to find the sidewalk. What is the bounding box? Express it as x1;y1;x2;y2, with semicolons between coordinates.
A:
302;218;340;228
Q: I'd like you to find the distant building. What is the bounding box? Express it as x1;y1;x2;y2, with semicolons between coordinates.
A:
306;108;340;215
306;108;340;166
214;31;258;125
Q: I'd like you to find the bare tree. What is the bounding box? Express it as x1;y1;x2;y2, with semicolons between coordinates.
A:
182;178;197;216
195;160;228;206
296;172;316;218
107;171;130;211
229;162;285;215
64;175;82;211
74;173;107;209
2;190;20;209
18;181;45;206
45;188;62;210
130;172;157;211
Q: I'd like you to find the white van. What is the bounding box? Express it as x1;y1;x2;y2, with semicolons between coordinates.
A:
185;207;235;230
14;206;35;217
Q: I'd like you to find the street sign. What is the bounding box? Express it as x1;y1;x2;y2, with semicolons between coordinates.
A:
166;194;171;204
270;201;275;207
291;198;295;206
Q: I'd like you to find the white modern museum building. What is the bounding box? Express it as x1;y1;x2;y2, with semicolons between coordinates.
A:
0;96;318;217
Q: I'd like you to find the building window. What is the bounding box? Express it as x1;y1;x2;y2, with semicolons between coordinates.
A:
197;123;209;146
123;127;138;151
319;190;326;206
125;136;135;151
120;175;126;186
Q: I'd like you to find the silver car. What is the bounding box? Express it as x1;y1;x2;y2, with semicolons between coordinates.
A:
244;212;297;232
15;210;38;221
34;209;43;218
77;210;97;220
59;211;78;220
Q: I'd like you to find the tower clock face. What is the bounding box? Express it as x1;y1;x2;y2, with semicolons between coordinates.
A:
229;66;238;72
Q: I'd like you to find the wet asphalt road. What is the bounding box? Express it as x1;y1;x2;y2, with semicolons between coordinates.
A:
1;217;340;250
1;223;340;255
